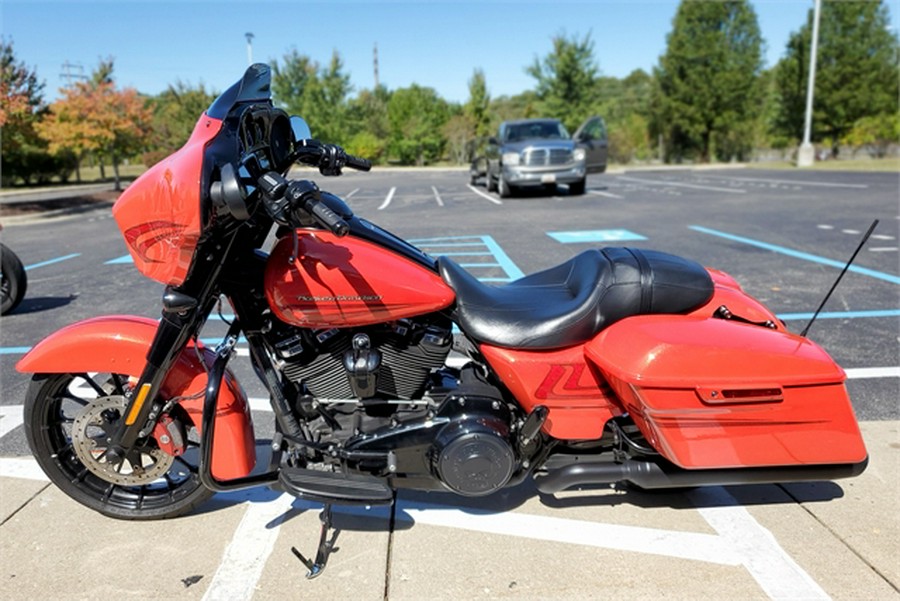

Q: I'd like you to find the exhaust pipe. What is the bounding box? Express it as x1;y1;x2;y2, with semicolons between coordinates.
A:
533;456;869;494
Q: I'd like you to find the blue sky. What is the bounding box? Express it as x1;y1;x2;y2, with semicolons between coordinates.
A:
3;0;897;105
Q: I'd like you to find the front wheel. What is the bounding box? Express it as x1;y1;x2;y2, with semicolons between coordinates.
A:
24;372;214;520
568;178;586;195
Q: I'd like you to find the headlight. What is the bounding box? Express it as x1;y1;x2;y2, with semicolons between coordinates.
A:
573;148;586;162
502;152;520;166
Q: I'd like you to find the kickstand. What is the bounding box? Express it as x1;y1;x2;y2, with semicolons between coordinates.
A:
291;504;341;579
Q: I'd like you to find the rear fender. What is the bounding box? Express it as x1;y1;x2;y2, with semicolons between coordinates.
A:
16;315;255;480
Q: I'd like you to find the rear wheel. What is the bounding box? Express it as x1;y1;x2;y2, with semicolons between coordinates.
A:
24;372;214;520
1;243;27;315
486;164;497;192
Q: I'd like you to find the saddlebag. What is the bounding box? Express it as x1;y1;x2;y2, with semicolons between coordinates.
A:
585;315;867;469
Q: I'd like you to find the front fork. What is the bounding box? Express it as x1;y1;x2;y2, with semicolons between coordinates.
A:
107;291;210;462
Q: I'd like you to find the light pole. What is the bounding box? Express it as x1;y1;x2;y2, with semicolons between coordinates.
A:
245;32;255;66
797;0;821;167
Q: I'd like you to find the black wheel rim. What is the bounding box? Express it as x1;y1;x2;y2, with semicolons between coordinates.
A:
36;373;206;513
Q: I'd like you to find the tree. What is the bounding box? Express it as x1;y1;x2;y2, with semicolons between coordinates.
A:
386;84;449;165
0;38;63;185
526;31;599;132
465;69;491;141
145;81;217;166
774;0;899;156
654;1;763;162
37;60;152;189
271;50;352;144
345;85;391;162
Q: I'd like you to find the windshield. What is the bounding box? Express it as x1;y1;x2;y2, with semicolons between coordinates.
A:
503;121;571;143
207;63;272;120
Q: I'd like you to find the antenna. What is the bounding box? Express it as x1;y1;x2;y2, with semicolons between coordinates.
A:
800;219;879;337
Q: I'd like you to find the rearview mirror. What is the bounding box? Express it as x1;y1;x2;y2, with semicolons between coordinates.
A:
291;116;312;142
488;136;499;146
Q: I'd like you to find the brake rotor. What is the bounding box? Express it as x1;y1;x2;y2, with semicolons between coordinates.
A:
71;395;174;486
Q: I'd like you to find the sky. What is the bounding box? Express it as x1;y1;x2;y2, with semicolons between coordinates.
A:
3;0;898;106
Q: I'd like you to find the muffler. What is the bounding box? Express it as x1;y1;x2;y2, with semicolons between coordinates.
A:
532;456;869;494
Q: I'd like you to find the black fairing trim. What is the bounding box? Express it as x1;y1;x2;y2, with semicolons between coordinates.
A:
439;247;714;349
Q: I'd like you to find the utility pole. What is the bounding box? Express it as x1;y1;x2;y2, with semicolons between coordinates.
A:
373;42;380;88
245;32;255;66
797;0;822;167
60;61;87;88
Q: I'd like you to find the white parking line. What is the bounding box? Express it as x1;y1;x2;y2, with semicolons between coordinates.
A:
691;487;830;599
870;247;898;252
700;174;868;189
431;185;444;207
346;188;359;199
466;184;503;205
377;187;396;210
201;492;295;601
588;189;624;199
0;405;24;439
844;366;900;379
617;176;747;194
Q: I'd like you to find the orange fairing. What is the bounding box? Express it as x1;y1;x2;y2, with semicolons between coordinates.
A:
585;315;867;469
16;315;255;480
265;231;455;327
479;344;623;439
113;116;223;286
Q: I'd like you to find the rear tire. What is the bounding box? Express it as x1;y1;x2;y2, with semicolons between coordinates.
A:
1;243;27;315
486;164;497;192
24;372;214;520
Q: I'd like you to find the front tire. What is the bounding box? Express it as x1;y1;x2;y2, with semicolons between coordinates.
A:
569;178;586;195
498;172;513;198
24;372;214;520
1;243;27;315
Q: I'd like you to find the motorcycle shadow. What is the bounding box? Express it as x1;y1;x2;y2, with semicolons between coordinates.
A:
6;295;77;315
194;473;846;533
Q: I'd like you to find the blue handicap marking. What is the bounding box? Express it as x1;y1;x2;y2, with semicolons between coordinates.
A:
105;254;134;264
547;229;647;244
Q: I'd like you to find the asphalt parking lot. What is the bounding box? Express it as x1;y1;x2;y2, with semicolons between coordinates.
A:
1;166;898;600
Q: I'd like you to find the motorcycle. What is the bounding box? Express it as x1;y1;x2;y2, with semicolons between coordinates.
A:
1;224;28;315
17;64;867;578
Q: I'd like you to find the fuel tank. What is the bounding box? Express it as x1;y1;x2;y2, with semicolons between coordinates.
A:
264;230;455;327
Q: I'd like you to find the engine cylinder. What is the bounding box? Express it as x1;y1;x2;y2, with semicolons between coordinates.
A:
431;417;514;496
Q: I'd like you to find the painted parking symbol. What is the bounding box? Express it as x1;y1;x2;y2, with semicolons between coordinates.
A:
547;229;647;244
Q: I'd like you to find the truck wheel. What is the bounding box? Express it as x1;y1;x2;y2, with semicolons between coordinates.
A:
569;178;586;195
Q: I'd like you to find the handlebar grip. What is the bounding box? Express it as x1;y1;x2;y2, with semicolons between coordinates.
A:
345;155;372;172
306;198;350;237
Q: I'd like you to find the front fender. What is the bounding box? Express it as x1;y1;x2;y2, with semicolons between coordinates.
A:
16;315;255;480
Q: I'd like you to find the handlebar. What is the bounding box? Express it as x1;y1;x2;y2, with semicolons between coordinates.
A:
292;140;371;176
258;172;350;237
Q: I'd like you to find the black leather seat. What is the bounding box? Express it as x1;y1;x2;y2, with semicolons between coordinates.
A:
438;248;714;349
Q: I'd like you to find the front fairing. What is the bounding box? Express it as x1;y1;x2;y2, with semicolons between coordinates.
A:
112;63;292;286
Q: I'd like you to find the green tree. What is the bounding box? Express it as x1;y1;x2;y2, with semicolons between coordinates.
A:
526;31;599;131
654;0;763;162
465;69;491;140
271;50;352;144
774;0;899;156
345;85;391;162
0;38;64;185
386;84;449;165
145;81;217;166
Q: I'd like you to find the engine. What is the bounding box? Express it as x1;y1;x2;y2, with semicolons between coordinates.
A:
265;316;522;497
269;316;452;401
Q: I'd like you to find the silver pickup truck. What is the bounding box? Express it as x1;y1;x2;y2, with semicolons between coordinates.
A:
473;116;607;197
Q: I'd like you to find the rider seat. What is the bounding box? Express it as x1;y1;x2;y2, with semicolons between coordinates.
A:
438;248;714;349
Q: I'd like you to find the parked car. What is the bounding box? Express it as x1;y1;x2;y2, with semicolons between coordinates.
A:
471;116;607;197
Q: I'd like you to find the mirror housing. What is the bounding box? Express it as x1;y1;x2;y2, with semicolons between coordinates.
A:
291;116;312;142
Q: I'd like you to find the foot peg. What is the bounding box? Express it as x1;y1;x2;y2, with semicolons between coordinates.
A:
291;504;340;579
